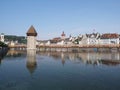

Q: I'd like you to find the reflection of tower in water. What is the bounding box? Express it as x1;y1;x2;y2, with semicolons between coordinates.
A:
26;50;37;74
61;52;65;65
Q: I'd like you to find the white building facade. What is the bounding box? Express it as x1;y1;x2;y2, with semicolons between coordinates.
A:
100;33;119;45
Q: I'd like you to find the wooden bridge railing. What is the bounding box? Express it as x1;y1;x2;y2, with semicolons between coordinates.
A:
8;44;27;48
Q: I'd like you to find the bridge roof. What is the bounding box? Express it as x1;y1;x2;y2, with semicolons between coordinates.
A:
26;25;37;36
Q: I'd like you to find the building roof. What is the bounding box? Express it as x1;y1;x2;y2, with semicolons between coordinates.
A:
86;33;99;38
100;33;119;39
37;40;50;43
26;25;37;36
50;37;62;43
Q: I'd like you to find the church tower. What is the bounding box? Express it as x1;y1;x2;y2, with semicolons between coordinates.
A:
0;33;4;42
26;25;37;49
61;31;66;40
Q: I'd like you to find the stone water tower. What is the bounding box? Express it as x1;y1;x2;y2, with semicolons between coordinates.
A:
26;25;37;49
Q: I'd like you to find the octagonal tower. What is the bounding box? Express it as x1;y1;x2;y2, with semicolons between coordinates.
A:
26;25;37;49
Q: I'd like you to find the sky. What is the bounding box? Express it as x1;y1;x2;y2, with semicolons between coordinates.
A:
0;0;120;40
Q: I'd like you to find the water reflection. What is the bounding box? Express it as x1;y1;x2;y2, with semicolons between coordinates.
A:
6;50;26;57
0;48;9;65
3;50;120;66
37;52;120;66
26;50;37;74
61;53;65;65
0;50;120;90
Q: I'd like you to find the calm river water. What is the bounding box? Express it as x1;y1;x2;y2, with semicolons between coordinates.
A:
0;50;120;90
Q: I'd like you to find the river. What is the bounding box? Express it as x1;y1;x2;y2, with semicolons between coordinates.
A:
0;50;120;90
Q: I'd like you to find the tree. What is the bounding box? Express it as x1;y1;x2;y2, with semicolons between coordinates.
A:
0;41;8;47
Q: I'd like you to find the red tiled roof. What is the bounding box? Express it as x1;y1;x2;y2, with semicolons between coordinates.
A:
53;37;61;40
26;25;37;36
100;33;119;39
50;37;62;43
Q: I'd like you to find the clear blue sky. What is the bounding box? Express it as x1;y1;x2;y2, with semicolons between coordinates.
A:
0;0;120;40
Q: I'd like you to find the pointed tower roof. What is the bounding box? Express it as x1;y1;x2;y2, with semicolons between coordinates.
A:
26;25;37;36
